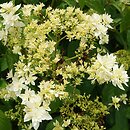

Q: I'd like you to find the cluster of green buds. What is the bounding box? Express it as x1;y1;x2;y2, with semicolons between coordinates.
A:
60;94;109;130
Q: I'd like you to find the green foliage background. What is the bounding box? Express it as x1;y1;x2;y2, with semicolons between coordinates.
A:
0;0;130;130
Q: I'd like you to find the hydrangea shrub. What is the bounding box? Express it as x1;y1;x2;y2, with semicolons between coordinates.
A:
0;1;129;130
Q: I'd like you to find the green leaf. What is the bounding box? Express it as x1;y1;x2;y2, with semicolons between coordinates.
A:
112;31;127;49
0;42;7;55
58;2;68;9
23;0;39;4
15;0;23;5
50;98;62;114
0;0;8;4
64;0;77;7
127;30;130;49
113;18;122;26
102;84;115;104
0;78;7;88
5;50;18;70
0;49;18;72
66;84;80;95
67;41;79;58
126;107;130;119
78;0;86;9
106;109;115;127
0;110;12;130
109;108;129;130
85;0;105;13
102;83;125;104
111;1;124;14
0;57;8;72
77;79;94;95
120;6;130;32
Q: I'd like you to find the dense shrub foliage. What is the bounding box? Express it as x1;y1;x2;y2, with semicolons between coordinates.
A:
0;0;130;130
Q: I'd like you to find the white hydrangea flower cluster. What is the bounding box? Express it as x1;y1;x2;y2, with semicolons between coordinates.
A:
20;89;52;130
87;53;129;90
45;7;113;44
22;3;44;17
5;67;69;130
5;70;54;130
0;1;24;44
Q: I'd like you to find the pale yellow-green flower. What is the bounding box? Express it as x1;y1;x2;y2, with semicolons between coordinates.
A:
109;96;120;110
120;94;128;104
53;120;64;130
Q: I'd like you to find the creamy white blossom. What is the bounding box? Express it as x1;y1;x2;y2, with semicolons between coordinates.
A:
24;106;52;130
87;53;115;84
12;45;21;55
111;65;129;90
0;1;20;14
0;29;6;40
34;3;44;15
87;53;129;90
6;69;13;79
1;13;24;29
0;1;24;45
22;4;34;16
102;14;113;27
20;89;52;130
7;76;27;96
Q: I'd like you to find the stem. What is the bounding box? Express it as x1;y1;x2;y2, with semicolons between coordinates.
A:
55;35;67;55
65;55;79;61
47;34;55;41
51;0;55;7
63;0;72;6
57;35;67;43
